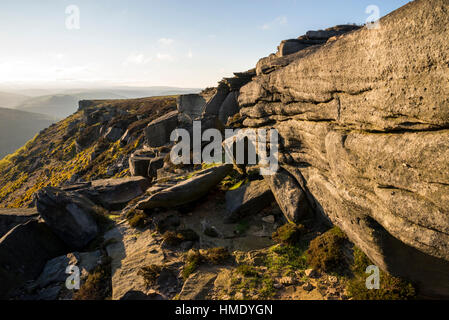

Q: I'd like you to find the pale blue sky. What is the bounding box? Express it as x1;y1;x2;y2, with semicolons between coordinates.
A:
0;0;410;88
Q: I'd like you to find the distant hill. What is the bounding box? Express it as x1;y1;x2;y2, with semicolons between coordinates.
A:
0;107;56;159
12;87;201;118
0;91;29;108
14;93;126;119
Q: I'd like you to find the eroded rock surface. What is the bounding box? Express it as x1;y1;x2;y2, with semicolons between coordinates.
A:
238;0;449;297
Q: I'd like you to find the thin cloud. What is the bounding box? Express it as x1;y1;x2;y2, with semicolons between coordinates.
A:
123;53;151;66
156;53;173;61
158;38;174;45
261;16;288;30
187;49;193;59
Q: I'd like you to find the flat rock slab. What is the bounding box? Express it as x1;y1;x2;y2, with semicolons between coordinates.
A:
64;177;150;210
104;222;170;300
137;164;232;209
178;267;219;300
0;208;39;238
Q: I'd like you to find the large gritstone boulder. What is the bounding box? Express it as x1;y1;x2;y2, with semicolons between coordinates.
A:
177;94;206;122
238;0;449;298
129;149;156;177
137;164;232;209
144;111;179;147
264;169;312;223
218;91;240;125
36;187;99;249
0;220;67;298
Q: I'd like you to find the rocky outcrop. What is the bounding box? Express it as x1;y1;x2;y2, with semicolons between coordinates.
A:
36;187;99;249
0;220;67;298
238;0;449;297
0;208;39;238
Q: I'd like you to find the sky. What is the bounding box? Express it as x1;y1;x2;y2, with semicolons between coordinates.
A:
0;0;410;89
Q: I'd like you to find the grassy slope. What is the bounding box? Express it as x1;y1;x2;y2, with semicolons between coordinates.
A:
0;107;56;159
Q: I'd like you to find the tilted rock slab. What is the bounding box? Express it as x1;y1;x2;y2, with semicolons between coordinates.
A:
137;164;232;209
36;187;99;250
264;168;312;223
0;208;39;238
0;220;67;298
238;0;449;298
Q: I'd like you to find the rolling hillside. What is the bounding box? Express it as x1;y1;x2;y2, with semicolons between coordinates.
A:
0;107;56;159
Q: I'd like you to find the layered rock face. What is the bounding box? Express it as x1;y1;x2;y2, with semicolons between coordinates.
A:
238;0;449;297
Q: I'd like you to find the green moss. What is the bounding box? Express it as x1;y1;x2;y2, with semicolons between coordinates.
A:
181;247;230;280
237;265;259;277
73;259;112;300
347;247;416;300
265;244;308;273
127;210;149;228
272;223;304;245
162;229;199;246
235;220;250;235
182;250;202;280
305;226;348;274
258;278;276;299
202;247;230;265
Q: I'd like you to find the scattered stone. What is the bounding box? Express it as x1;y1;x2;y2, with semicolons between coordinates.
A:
328;275;338;284
279;276;294;286
304;268;317;278
261;215;275;224
34;251;102;289
273;283;283;289
303;282;314;292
